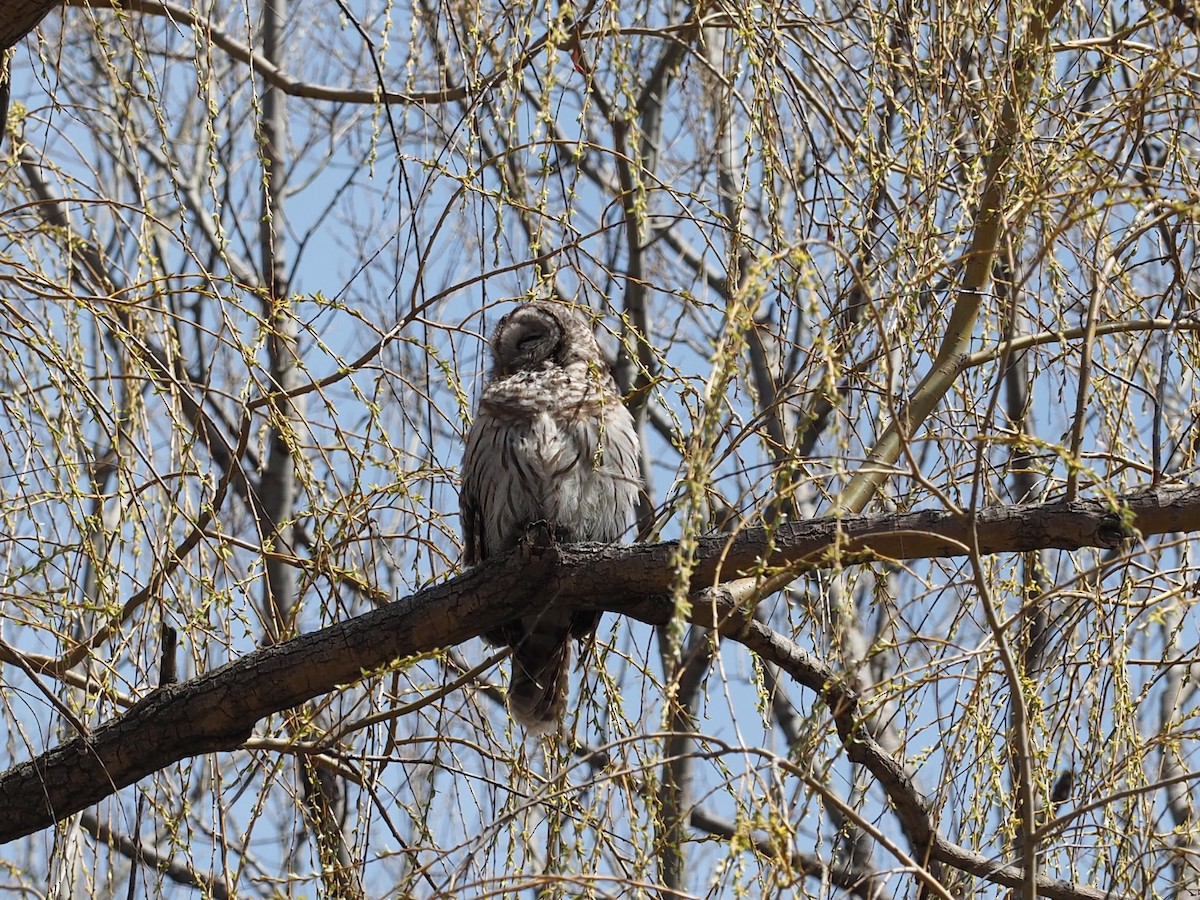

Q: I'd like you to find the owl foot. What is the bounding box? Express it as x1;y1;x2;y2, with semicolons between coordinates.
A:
518;520;558;552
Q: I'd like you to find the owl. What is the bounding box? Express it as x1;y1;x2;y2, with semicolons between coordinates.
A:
460;301;642;732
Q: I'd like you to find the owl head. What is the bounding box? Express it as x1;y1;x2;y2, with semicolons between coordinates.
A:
490;301;601;376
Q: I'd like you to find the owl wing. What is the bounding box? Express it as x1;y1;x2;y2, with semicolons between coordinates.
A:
599;396;642;526
563;394;642;643
459;412;494;567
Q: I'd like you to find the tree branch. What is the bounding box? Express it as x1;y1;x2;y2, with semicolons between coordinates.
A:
838;0;1067;513
688;807;891;900
79;812;232;900
58;0;604;107
0;0;56;51
1;483;1194;856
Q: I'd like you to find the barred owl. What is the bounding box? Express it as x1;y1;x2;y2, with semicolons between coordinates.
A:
460;301;641;732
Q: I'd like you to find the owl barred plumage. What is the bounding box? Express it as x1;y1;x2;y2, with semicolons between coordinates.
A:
459;302;642;732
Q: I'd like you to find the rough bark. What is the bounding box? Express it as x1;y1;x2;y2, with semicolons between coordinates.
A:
0;0;57;50
0;482;1193;846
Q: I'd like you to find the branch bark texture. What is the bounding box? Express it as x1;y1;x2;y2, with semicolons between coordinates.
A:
0;483;1193;851
0;0;56;50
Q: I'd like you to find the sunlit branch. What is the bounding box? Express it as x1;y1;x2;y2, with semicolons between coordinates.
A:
2;482;1191;846
837;0;1068;515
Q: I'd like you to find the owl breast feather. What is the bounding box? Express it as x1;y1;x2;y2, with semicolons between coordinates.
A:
479;387;634;546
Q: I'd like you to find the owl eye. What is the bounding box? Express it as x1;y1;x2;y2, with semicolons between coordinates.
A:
517;331;548;354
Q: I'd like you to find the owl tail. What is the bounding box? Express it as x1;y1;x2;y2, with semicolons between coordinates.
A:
508;630;572;733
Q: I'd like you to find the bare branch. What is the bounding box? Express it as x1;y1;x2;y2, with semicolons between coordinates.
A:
1;482;1193;845
79;812;233;900
688;807;891;900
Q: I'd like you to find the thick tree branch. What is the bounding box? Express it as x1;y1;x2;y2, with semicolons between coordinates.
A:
1;483;1194;859
0;546;550;843
0;0;56;50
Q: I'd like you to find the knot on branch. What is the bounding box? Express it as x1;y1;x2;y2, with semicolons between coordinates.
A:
1095;511;1131;548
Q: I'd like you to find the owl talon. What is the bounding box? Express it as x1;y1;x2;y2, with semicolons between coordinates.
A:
520;520;558;551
